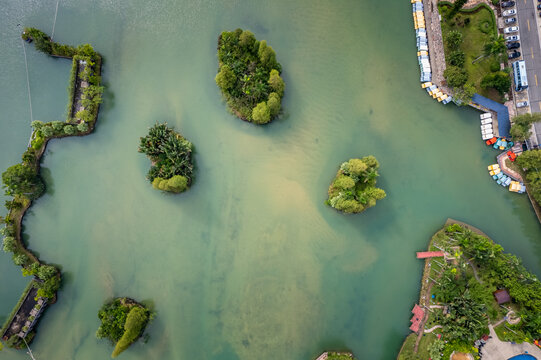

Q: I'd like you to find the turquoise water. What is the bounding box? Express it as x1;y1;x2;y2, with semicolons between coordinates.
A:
509;355;537;360
0;1;541;359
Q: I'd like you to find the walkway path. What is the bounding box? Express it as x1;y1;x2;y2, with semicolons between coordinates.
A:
424;325;442;333
422;0;450;93
481;325;541;359
496;152;523;182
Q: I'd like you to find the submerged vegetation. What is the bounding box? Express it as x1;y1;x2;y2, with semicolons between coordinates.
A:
398;222;541;359
97;298;151;358
138;123;194;193
0;28;103;349
326;157;386;214
216;28;285;124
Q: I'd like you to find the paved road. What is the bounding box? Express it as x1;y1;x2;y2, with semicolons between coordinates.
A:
516;0;541;145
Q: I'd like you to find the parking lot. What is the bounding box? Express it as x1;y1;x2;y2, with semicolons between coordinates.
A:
511;0;541;145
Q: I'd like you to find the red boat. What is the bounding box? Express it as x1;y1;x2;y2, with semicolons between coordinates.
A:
507;150;517;162
486;137;497;145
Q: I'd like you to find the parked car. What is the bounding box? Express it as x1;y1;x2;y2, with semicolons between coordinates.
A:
507;41;520;49
538;4;541;9
508;51;521;59
504;26;519;34
505;17;517;24
502;1;515;8
517;101;529;108
503;9;517;16
505;35;520;42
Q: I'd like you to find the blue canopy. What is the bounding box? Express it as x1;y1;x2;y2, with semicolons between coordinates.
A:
471;94;510;137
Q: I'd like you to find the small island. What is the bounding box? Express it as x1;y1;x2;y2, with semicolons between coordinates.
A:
96;298;151;358
315;351;355;360
215;29;285;124
138;123;194;193
326;156;386;214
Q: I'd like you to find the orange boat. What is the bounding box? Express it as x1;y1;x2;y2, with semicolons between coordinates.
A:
486;137;497;145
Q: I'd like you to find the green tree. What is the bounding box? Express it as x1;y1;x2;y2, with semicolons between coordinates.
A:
448;50;465;67
258;40;278;70
2;163;44;199
239;30;256;48
510;113;541;142
444;66;468;88
445;30;463;51
428;339;445;360
63;125;76;135
51;121;64;132
166;175;188;193
267;92;281;116
13;253;29;266
77;122;89;133
112;307;149;358
41;125;54;137
480;71;511;95
31;120;44;130
37;265;57;280
251;102;271;124
215;65;236;91
484;35;506;57
333;175;355;190
453;83;476;105
2;236;17;253
268;69;285;97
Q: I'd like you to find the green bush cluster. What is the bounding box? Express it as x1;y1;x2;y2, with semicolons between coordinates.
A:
510;114;541;142
326;156;386;214
516;150;541;210
215;29;285;124
139;123;194;193
97;298;150;358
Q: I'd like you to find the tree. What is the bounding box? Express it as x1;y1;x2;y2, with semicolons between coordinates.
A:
13;253;29;266
37;265;57;281
41;125;54;137
510;113;541;142
31;120;44;130
448;50;465;67
215;65;236;91
267;92;281;116
2;163;44;199
112;307;149;358
428;339;445;360
166;175;188;193
484;35;506;58
268;69;285;97
444;66;468;88
63;125;76;135
480;71;511;95
77;122;89;133
453;83;476;105
51;121;64;131
333;175;355;190
251;102;271;124
239;30;256;48
447;0;468;19
445;30;463;51
258;40;278;70
2;236;17;253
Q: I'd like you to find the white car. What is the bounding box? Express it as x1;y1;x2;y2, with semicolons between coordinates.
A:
503;9;517;17
505;35;520;42
516;101;529;108
504;26;519;34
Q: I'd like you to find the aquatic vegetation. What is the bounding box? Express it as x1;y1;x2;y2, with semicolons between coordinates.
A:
138;123;194;193
96;298;151;358
215;29;285;124
326;156;386;214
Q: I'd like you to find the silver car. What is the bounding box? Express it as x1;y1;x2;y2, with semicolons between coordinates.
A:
505;35;520;42
516;101;529;108
504;26;519;34
503;9;517;17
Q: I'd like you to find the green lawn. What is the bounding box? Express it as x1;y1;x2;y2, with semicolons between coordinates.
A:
439;3;503;102
398;333;437;360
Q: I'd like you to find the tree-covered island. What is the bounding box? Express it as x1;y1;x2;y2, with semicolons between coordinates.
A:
96;298;151;358
215;29;285;124
326;156;386;214
138;123;194;193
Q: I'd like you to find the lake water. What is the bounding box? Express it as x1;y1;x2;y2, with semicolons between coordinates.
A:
1;1;540;359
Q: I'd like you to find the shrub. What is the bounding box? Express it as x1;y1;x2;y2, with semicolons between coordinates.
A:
480;71;511;95
77;122;89;133
2;163;44;200
41;125;54;138
445;30;463;51
13;253;29;266
63;125;76;135
2;236;17;253
448;50;465;67
252;102;271;124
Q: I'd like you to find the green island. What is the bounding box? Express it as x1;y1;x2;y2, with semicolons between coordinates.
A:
215;28;285;124
315;351;355;360
326;156;386;214
398;220;541;360
439;2;509;103
96;297;152;358
0;27;103;349
138;123;194;193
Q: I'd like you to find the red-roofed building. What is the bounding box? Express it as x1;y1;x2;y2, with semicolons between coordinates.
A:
409;304;425;333
416;251;445;259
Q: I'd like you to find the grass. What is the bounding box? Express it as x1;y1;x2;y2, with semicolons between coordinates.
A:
398;332;437;360
494;322;529;343
439;3;503;102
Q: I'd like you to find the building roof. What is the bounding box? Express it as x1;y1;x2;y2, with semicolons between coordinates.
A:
493;289;511;304
471;94;510;138
416;251;444;259
409;304;425;333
